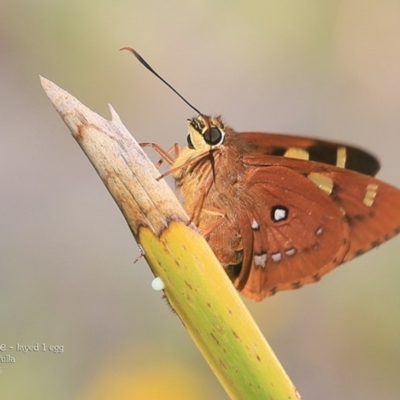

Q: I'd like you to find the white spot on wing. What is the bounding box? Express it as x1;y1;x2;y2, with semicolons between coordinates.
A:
285;248;296;257
251;218;260;230
274;208;287;221
254;253;267;268
271;252;282;263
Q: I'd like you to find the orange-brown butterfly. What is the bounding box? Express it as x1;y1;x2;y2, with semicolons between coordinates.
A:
123;47;400;301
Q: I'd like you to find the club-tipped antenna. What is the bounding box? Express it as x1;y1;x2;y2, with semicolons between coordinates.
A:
121;47;202;115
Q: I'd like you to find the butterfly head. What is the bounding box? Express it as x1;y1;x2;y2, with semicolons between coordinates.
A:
187;115;226;151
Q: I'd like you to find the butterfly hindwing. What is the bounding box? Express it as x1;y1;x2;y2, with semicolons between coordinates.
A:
232;166;350;300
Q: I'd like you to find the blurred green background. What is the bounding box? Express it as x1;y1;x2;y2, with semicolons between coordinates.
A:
1;1;400;399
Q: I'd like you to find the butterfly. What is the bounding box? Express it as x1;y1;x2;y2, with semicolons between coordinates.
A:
123;47;400;301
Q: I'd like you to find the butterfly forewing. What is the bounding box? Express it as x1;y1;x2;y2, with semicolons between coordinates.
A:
239;132;381;176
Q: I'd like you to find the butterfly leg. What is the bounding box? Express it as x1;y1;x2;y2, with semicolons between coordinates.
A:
199;207;227;237
140;142;181;167
189;200;228;237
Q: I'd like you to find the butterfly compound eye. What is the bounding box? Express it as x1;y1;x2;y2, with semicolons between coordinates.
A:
203;127;224;146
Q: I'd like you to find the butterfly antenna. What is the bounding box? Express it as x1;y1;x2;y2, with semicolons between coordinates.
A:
121;47;202;115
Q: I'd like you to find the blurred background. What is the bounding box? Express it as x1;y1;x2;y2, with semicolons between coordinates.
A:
1;1;400;399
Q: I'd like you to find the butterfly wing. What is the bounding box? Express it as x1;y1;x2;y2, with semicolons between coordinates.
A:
234;151;400;300
230;166;350;300
239;132;380;176
314;168;400;262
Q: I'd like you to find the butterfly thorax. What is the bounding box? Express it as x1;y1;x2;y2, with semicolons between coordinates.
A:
171;115;247;263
